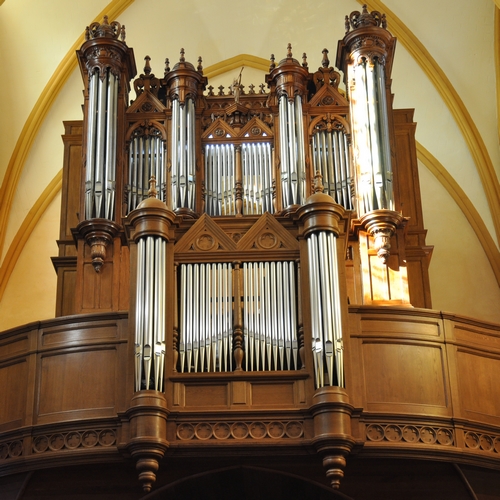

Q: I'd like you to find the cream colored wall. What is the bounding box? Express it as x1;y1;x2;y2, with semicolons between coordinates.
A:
0;0;498;330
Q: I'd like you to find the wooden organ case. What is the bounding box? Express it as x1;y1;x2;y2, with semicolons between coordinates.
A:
4;6;500;499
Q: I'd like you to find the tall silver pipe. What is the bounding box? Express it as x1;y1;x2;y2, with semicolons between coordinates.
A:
171;99;179;209
279;96;290;208
85;72;98;219
135;238;145;391
295;95;306;204
290;261;298;369
308;233;324;388
318;232;334;387
328;232;343;387
93;71;108;217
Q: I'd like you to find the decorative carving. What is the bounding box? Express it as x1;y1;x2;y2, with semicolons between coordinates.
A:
174;214;237;253
86;16;124;41
29;429;117;455
133;56;161;97
76;219;120;272
358;210;404;264
365;424;455;447
346;5;386;33
176;421;304;441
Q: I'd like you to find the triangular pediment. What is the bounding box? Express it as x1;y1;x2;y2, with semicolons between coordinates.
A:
309;83;348;107
239;116;274;139
236;213;299;251
201;118;236;140
175;214;237;253
127;90;166;114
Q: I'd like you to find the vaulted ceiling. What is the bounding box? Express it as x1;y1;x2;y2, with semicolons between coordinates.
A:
0;0;499;328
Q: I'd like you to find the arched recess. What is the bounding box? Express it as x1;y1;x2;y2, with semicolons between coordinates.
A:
142;465;354;500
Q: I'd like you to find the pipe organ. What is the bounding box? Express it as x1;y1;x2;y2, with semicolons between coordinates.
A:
26;5;442;496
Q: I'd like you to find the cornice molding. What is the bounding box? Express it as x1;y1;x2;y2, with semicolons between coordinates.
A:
0;171;62;302
359;0;500;246
0;0;136;263
416;142;500;287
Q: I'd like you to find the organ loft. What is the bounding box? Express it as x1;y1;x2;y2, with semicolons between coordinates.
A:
1;6;500;499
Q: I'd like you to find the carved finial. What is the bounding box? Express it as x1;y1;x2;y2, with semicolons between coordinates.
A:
248;83;255;95
120;24;126;41
148;176;158;199
197;56;203;73
218;85;225;96
144;56;151;75
87;16;123;40
164;58;170;76
313;171;325;194
269;54;276;71
85;26;90;41
302;53;308;68
382;13;387;29
345;15;350;34
348;5;384;30
287;43;293;58
207;85;214;96
179;48;185;63
322;49;329;68
259;83;266;94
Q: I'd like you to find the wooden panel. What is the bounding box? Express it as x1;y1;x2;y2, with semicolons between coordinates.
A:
0;334;29;362
0;360;28;429
40;321;119;348
37;349;117;417
359;315;441;339
184;384;228;407
59;267;76;316
456;349;500;421
362;341;448;408
251;382;295;405
82;262;114;310
453;324;500;353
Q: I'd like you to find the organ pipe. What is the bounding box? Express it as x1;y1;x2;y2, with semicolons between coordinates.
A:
127;131;166;213
85;69;119;220
204;143;273;216
279;95;306;208
135;235;167;391
171;98;197;211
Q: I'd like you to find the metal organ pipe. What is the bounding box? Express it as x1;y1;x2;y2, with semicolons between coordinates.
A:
171;98;196;212
134;235;167;391
178;263;233;373
312;129;354;211
350;59;394;215
84;69;119;220
204;143;273;216
127;132;167;214
279;95;306;209
242;261;299;371
307;231;344;388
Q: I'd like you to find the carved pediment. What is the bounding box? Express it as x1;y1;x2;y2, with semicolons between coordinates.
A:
175;214;237;253
309;83;348;107
127;90;166;114
236;213;299;251
202;118;237;140
239;116;274;139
